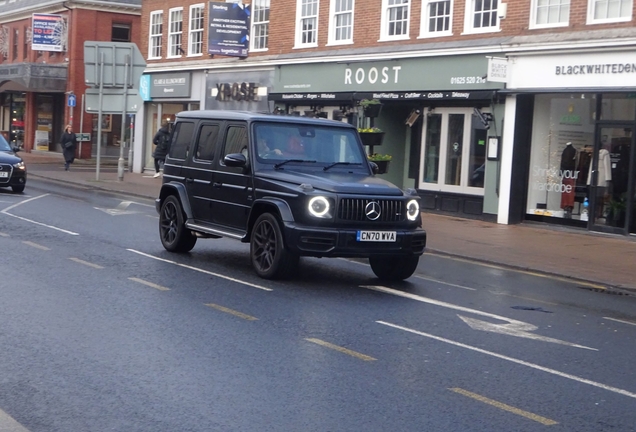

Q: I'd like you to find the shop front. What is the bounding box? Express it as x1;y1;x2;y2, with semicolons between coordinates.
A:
137;70;205;173
505;50;636;235
269;56;504;219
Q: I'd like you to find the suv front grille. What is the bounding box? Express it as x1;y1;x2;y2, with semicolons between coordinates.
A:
338;198;404;222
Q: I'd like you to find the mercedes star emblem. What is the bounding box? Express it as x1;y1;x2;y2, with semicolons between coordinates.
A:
365;201;381;221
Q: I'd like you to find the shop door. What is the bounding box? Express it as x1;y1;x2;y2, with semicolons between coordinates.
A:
589;125;633;234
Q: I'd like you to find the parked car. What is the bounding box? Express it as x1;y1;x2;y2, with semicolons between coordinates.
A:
155;110;426;280
0;134;26;193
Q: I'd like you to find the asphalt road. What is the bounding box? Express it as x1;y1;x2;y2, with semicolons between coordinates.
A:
0;178;635;432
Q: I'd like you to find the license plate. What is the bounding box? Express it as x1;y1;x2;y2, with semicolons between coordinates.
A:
0;172;8;178
356;230;396;242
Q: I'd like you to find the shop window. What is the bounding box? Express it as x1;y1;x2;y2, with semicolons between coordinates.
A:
295;0;319;48
168;8;183;58
420;0;452;38
600;93;636;121
148;10;163;59
526;94;596;220
530;0;570;29
587;0;632;24
112;23;131;42
463;0;499;34
381;0;410;40
251;0;270;50
188;4;204;56
420;108;485;195
328;0;353;45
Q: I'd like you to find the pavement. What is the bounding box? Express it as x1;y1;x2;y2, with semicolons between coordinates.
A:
15;150;636;293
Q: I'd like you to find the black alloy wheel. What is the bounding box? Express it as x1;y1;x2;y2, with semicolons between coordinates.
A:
250;213;298;279
369;255;420;281
159;195;197;252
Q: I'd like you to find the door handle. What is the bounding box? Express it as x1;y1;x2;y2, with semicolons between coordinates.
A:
213;182;222;187
186;178;194;183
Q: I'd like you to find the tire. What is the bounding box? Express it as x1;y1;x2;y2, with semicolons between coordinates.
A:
250;213;298;279
159;195;197;252
11;185;25;193
369;255;420;281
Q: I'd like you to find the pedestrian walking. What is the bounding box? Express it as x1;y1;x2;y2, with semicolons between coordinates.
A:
152;120;171;178
60;124;77;171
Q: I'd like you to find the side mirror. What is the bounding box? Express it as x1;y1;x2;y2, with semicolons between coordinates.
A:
369;161;379;175
224;152;247;167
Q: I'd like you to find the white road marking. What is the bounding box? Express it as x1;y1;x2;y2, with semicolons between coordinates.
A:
377;320;636;400
127;249;273;292
94;200;144;216
415;274;476;291
69;257;104;269
361;285;596;350
604;317;636;326
0;408;30;431
22;241;50;251
129;277;170;291
0;194;79;235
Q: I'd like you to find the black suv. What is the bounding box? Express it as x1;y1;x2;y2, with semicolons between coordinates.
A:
156;111;426;280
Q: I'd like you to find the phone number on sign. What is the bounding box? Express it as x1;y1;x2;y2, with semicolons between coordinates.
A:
450;76;486;84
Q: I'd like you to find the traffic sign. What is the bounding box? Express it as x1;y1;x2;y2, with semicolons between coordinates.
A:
84;41;146;89
68;94;76;107
77;133;91;142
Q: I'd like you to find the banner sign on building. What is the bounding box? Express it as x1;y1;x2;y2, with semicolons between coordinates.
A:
487;57;508;83
149;72;191;98
208;2;250;58
32;14;65;52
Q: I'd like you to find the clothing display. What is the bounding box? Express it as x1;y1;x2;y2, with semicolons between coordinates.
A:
587;148;612;187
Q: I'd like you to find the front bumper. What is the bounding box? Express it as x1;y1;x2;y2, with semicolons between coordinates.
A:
282;223;426;258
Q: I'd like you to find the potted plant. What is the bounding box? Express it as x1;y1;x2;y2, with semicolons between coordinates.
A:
359;99;383;118
367;153;392;174
607;194;627;226
358;127;385;147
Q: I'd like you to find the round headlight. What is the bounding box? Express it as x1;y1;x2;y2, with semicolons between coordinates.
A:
406;199;419;221
308;196;330;218
13;161;25;170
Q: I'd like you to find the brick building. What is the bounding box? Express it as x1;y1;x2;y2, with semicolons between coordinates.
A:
138;0;636;235
0;0;141;158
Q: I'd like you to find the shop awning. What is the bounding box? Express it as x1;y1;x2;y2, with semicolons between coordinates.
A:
0;63;67;92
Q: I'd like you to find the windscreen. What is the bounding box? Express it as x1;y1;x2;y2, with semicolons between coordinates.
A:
253;122;366;165
0;135;11;152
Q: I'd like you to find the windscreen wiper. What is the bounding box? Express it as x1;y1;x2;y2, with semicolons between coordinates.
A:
323;162;363;172
273;159;317;169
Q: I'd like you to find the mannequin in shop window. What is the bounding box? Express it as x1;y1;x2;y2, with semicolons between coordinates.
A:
587;143;612;221
560;142;577;218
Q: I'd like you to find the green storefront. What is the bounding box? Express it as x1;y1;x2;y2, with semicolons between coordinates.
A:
269;54;504;219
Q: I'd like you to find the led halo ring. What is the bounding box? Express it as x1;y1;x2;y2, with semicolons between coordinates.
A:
406;199;420;221
308;196;331;218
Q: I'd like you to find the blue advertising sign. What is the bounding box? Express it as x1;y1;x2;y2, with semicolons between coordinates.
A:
208;2;251;58
32;14;65;52
139;74;151;101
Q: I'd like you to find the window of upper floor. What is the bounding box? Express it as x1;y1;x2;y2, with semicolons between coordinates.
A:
463;0;499;35
419;0;453;38
380;0;410;41
148;10;163;59
112;23;131;42
22;26;27;60
587;0;632;24
168;7;183;58
295;0;319;48
12;28;18;61
251;0;270;51
328;0;354;46
530;0;570;29
188;4;204;56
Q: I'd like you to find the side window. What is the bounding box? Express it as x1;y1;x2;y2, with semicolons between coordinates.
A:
168;121;195;160
222;125;248;159
194;124;220;161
